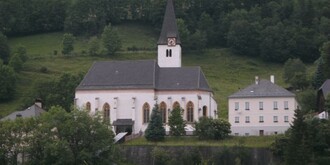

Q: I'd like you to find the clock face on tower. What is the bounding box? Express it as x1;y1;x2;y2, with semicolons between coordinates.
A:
167;37;176;46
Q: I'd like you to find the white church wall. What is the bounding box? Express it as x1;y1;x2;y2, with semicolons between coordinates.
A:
157;45;181;67
76;89;217;134
76;89;156;134
156;90;218;121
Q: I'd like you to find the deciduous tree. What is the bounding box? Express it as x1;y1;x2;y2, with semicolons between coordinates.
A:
62;33;75;55
283;58;308;89
0;32;10;64
27;106;115;164
88;36;100;56
101;24;122;56
195;117;231;140
34;73;83;111
0;64;16;102
227;20;260;57
14;45;28;62
9;54;23;73
296;89;317;114
64;0;111;35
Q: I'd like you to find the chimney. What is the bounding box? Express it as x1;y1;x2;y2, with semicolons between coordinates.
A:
270;75;275;84
35;98;42;108
255;76;259;85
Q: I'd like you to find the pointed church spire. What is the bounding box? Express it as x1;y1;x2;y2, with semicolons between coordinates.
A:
157;0;181;45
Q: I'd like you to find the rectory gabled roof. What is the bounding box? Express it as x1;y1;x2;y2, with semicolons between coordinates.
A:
1;104;45;121
76;60;212;92
228;79;295;98
319;79;330;98
157;0;181;45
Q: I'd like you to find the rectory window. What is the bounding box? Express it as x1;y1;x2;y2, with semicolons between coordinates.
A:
245;116;250;123
284;101;289;110
273;101;278;110
235;102;239;111
235;117;239;123
245;102;250;110
259;102;263;110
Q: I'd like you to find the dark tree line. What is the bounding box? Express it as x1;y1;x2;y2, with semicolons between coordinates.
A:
1;0;330;62
271;109;330;164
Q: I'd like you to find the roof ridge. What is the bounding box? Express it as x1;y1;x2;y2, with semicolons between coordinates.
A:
228;79;295;98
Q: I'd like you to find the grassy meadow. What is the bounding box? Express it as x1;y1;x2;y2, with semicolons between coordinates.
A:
1;22;315;119
124;136;277;148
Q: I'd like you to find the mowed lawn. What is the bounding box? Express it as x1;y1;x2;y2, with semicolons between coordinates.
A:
124;136;277;148
2;22;314;119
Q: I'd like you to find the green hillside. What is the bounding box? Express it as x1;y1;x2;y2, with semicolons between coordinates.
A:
1;23;314;118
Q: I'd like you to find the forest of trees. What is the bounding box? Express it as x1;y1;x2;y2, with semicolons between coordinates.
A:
0;0;329;63
0;106;117;164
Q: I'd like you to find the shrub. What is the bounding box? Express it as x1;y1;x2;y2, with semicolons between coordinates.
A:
195;117;231;140
151;147;170;165
39;66;48;73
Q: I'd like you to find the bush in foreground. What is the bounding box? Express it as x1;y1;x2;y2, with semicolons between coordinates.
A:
195;117;231;140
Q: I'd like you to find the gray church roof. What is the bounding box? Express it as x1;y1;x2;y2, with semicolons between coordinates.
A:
228;79;295;98
157;0;181;45
77;60;156;90
157;67;210;91
319;79;330;98
1;104;45;121
76;60;212;92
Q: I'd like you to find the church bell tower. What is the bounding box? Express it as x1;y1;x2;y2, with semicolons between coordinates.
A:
157;0;182;68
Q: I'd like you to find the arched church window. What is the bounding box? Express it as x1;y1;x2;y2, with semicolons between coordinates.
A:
86;102;91;113
203;106;207;117
173;101;180;110
143;103;150;123
160;102;167;123
187;101;194;122
103;103;110;122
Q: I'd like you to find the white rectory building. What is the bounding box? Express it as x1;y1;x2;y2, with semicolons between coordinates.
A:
228;76;298;136
75;0;217;135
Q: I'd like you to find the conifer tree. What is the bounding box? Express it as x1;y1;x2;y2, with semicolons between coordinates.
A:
320;41;330;79
285;108;310;165
145;104;165;141
168;106;185;136
312;58;325;89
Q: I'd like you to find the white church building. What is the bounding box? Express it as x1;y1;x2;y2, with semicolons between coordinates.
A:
75;0;217;135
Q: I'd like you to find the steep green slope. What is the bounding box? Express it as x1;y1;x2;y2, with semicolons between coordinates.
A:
1;23;303;119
